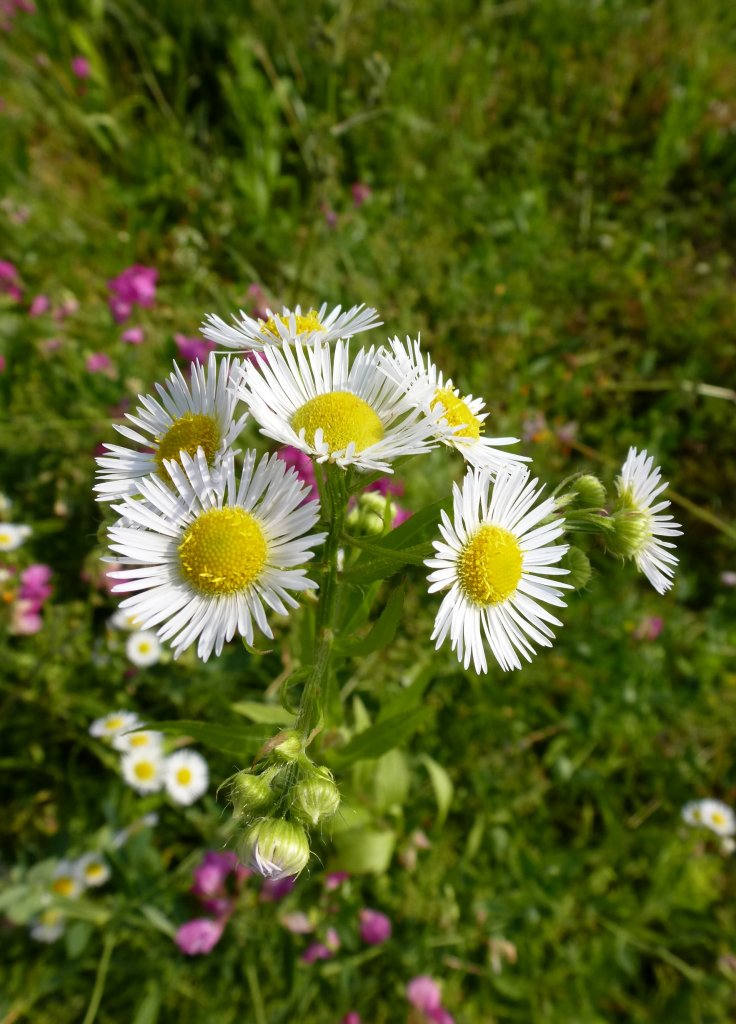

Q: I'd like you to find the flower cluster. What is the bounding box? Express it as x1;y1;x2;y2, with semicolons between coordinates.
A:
682;798;735;838
90;711;209;805
175;851;250;955
29;852;110;944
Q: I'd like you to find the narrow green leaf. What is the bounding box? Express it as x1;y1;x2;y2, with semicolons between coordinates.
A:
145;720;271;758
377;665;435;722
132;986;161;1024
341;542;433;585
140;904;177;939
331;707;431;767
335;582;406;656
378;497;450;550
330;829;396;874
420;754;454;826
231;701;294;726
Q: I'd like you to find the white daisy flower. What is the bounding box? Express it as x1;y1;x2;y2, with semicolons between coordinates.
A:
106;448;325;660
380;336;528;474
94;352;247;502
125;629;162;667
110;608;142;630
51;860;84;899
201;301;381;352
0;523;31;551
30;908;65;943
164;749;209;805
614;448;682;595
698;799;736;837
112;726;163;755
236;339;438;473
76;853;111;888
681;800;704;826
121;748;165;794
90;710;141;741
425;466;571;673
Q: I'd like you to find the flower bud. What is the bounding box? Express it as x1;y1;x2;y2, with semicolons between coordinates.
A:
230;771;273;817
291;772;341;826
240;818;310;880
573;475;607;508
606;509;650;559
347;492;396;537
272;730;303;761
561;547;592;590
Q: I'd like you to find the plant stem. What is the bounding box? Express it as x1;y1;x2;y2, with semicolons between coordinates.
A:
82;933;116;1024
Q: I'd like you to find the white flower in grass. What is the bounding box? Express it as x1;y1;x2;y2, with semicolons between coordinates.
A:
613;448;682;595
106;448;325;660
425;466;571;673
121;748;165;794
201;301;381;352
94;352;247;502
30;908;65;943
76;853;111;888
380;336;528;474
236;339;438;473
90;710;141;741
681;801;704;827
165;749;209;805
112;727;163;755
125;630;162;667
698;799;736;837
51;860;84;899
110;608;142;630
0;523;31;551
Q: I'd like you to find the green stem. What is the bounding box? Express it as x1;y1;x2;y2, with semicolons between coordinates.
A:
82;933;116;1024
245;962;268;1024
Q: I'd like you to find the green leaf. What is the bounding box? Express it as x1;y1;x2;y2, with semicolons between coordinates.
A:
420;754;454;826
330;829;396;874
341;542;433;585
132;985;161;1024
231;701;294;726
145;721;271;758
377;665;435;722
331;707;431;767
140;904;177;939
378;497;450;549
65;920;93;960
335;582;406;656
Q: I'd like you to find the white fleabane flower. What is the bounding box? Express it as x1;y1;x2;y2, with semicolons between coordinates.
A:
90;710;141;741
121;748;165;794
681;801;704;826
0;523;31;551
236;339;438;473
112;727;163;755
613;448;682;595
425;466;571;673
110;608;142;630
201;301;381;352
76;853;111;888
30;908;65;943
106;448;325;660
125;630;162;667
380;336;528;474
94;353;247;502
698;799;736;837
164;749;209;805
51;860;84;899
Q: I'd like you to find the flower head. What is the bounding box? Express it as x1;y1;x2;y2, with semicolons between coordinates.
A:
175;917;225;956
71;55;91;79
165;749;209;805
90;710;141;741
108;265;158;322
406;976;442;1014
0;523;31;551
125;630;162;667
684;798;736;837
86;352;113;374
426;466;570;673
201;301;381;352
51;860;84;899
76;853;111;888
30;908;65;943
112;727;163;755
359;908;392;945
121;326;144;345
121;748;165;794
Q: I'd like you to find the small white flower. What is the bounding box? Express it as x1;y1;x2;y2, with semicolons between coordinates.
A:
236;339;439;473
425;465;570;673
111;812;159;849
699;799;736;837
110;608;142;631
721;837;736;856
90;710;141;741
76;853;111;888
50;860;84;899
164;749;209;806
201;301;381;351
107;448;325;660
615;448;682;594
380;336;528;474
30;908;65;943
121;748;165;794
0;523;31;552
681;801;704;826
94;352;247;502
125;630;162;667
112;727;163;755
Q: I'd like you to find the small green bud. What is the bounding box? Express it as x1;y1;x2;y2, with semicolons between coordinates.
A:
607;509;651;559
573;475;607;508
561;547;592;590
347;492;396;537
240;817;310;880
231;771;273;817
273;730;303;761
291;772;341;825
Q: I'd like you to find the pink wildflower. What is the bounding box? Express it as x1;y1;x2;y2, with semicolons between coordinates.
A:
191;851;238;899
10;600;42;635
29;294;50;316
19;564;52;603
86;352;113;374
633;615;664;642
175;918;225;956
341;1015;361;1024
121;326;144;345
351;182;372;207
71;55;91;79
407;976;442;1014
359;908;392;945
108;265;158;322
174;333;216;363
301;942;333;963
324;871;350;892
0;260;22;302
0;355;5;372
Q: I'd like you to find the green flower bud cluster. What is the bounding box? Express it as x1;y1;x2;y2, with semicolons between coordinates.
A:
346;491;396;537
561;546;592;590
606;507;652;559
557;474;607;512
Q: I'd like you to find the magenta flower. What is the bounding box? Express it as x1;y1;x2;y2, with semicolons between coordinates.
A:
19;564;52;604
71;55;91;79
324;871;350;892
121;326;144;345
10;600;43;635
0;354;5;373
341;1015;361;1024
29;294;50;316
277;446;317;502
174;333;217;364
86;352;113;374
407;976;442;1013
301;942;333;963
108;265;158;322
351;182;372;207
191;851;238;898
175;918;225;956
260;875;296;902
0;260;22;302
359;908;392;945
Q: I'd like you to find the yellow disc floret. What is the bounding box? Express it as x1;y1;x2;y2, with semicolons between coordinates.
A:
134;761;157;782
154;414;221;478
292;391;384;453
431;388;482;440
177;767;193;785
178;507;268;596
458;524;523;606
52;877;76;897
263;309;326;337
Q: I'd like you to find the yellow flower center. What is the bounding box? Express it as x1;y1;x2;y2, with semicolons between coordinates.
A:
52;877;76;897
458;525;523;606
263;310;326;337
137;642;151;654
129;734;150;748
176;767;193;785
104;717;124;731
712;812;726;826
86;864;105;881
178;507;268;595
154;413;221;478
431;388;482;440
134;761;156;782
292;391;384;453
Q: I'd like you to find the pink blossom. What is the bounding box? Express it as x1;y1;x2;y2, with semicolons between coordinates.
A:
359;908;391;945
191;851;238;898
407;976;442;1013
0;355;5;373
277;446;317;502
29;294;50;316
108;265;158;322
174;333;216;364
351;182;372;207
121;326;144;345
341;1015;361;1024
325;927;340;951
200;897;233;917
0;260;22;302
428;1010;455;1024
86;352;113;374
71;55;91;79
175;917;225;956
19;564;52;604
10;600;43;635
633;615;664;642
260;875;296;902
324;871;349;891
301;942;333;963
